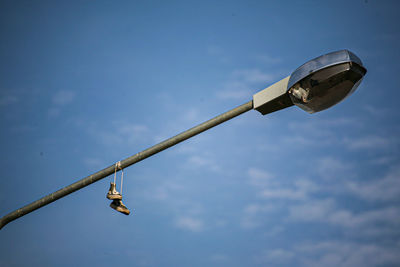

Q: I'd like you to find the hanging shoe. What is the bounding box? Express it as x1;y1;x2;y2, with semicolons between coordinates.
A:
110;199;130;215
106;182;122;200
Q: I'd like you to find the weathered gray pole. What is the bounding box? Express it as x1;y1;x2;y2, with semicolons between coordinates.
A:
0;100;254;229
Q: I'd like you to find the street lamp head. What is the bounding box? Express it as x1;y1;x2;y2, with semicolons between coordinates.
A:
287;50;367;113
252;50;367;116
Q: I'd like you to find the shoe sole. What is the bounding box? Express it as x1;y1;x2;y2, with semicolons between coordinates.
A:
110;203;131;215
106;194;122;200
117;208;130;215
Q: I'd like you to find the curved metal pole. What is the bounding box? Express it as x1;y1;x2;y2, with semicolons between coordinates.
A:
0;100;254;229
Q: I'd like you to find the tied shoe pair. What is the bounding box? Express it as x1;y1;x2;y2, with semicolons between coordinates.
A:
106;182;130;215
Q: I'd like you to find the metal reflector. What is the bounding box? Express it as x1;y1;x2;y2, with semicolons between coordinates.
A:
287;50;367;113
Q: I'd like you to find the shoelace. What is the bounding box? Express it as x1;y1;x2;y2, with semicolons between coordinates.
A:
113;161;124;194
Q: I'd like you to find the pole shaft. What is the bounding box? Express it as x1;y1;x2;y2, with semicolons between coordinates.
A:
0;100;253;229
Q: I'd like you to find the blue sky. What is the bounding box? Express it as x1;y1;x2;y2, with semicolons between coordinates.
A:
1;0;400;266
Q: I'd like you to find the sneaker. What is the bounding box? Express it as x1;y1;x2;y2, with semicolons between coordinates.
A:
106;182;122;200
110;199;130;215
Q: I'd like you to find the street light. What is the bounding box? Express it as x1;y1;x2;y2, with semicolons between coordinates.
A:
0;49;367;229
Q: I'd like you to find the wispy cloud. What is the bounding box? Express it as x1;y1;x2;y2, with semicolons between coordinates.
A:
83;157;104;169
240;203;276;229
255;240;400;266
287;117;398;153
288;198;335;223
362;105;390;117
145;180;185;201
295;241;400;267
216;87;252;100
206;45;223;56
346;166;400;201
288;117;359;131
52;90;75;106
254;53;283;64
175;216;204;232
187;155;221;172
231;69;276;84
369;155;396;165
48;90;76;117
343;135;394;150
257;249;294;265
216;69;278;100
247;167;272;187
210;254;229;263
315;157;353;180
288;198;400;228
259;187;308;200
247;167;318;200
86;121;150;147
282;117;360;147
205;44;232;64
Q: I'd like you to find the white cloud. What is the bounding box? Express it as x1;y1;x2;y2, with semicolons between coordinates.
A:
144;179;185;202
295;241;400;267
83;157;104;169
315;157;352;180
48;90;76;117
264;225;285;236
182;108;201;123
284;117;360;147
207;45;223;55
362;105;389;117
357;224;400;239
86;122;150;146
118;124;148;135
186;155;221;172
288;118;398;153
288;198;400;228
346;166;400;201
254;248;294;265
175;216;204;232
289;198;334;222
118;124;149;145
52;90;75;106
369;155;395;165
216;87;252;100
247;167;318;201
259;188;307;200
240;203;275;229
48;107;60;117
150;187;169;201
256;240;400;266
216;69;277;100
288;117;358;131
232;69;276;84
187;155;209;166
247;167;272;187
343;135;394;150
254;54;282;64
240;217;259;229
264;249;294;262
281;135;315;146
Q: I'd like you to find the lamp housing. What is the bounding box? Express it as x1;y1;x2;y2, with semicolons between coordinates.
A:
287;50;367;113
